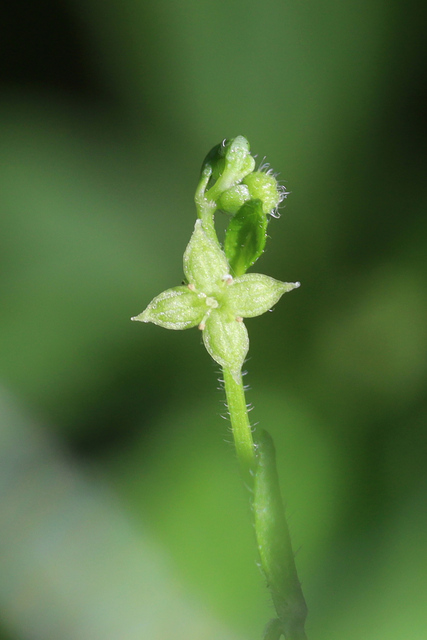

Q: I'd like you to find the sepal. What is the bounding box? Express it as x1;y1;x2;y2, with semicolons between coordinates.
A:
131;286;205;330
183;220;230;294
229;275;300;318
202;311;249;379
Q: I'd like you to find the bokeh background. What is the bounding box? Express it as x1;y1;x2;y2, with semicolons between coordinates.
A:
1;1;426;639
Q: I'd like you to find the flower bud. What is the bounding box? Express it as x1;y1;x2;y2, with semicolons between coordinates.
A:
216;184;251;214
242;171;285;215
204;136;256;202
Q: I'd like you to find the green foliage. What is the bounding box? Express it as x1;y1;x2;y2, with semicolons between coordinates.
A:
254;430;307;640
1;2;426;639
134;139;298;381
133;137;306;638
224;199;268;276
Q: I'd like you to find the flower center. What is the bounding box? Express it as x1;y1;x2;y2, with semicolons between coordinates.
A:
205;296;219;309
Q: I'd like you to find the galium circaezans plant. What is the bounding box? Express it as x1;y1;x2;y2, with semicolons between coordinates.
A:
132;136;308;640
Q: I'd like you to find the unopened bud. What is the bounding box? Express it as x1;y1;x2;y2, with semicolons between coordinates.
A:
243;171;285;215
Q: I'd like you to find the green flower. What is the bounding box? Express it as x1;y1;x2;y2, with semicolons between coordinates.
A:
132;220;299;380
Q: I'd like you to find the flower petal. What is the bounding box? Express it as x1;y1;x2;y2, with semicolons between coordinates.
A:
183;220;230;293
228;274;300;318
132;286;206;330
202;311;249;376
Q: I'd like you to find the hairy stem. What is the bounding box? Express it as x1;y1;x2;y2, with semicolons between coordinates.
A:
223;367;308;640
222;367;256;488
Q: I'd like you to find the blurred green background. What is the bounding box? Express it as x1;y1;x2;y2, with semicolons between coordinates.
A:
1;1;426;638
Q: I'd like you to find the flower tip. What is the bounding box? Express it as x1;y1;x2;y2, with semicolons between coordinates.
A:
281;281;301;294
131;312;147;322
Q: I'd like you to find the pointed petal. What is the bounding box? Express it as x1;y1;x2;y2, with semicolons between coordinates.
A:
228;274;300;318
132;286;206;330
183;220;230;293
202;311;249;376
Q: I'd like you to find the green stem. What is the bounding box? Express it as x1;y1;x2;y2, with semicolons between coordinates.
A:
263;618;285;640
222;367;256;488
223;371;308;640
254;430;308;640
195;166;218;243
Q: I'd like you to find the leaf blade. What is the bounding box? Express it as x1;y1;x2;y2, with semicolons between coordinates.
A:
224;199;268;276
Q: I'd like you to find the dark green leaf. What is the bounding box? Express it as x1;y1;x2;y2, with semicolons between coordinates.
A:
224;199;268;276
253;429;308;640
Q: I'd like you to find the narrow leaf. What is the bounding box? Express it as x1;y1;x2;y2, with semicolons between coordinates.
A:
224;199;268;276
253;430;308;639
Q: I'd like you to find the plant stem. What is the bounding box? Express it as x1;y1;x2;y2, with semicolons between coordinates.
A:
223;368;308;640
194;167;218;243
254;431;308;640
222;367;256;488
